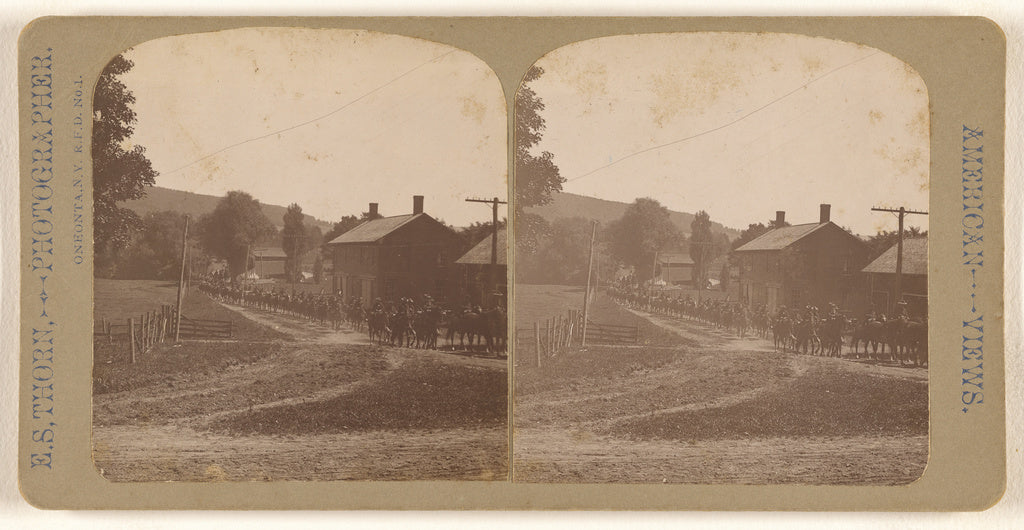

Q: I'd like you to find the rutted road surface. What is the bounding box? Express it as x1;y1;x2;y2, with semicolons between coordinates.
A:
513;300;927;485
94;295;507;482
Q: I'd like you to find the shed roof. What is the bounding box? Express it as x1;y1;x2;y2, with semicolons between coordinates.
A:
326;214;422;245
658;251;694;266
456;228;507;265
861;237;928;276
733;222;826;252
252;247;287;259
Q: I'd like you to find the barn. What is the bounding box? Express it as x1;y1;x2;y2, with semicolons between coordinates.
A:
733;204;871;313
251;247;286;279
861;237;928;319
455;227;507;308
326;196;463;307
656;250;694;285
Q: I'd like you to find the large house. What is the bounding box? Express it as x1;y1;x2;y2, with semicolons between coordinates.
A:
455;227;507;308
733;204;871;313
325;196;463;307
861;237;928;318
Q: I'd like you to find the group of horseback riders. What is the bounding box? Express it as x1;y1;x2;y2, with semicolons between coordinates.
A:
196;275;507;354
608;281;927;366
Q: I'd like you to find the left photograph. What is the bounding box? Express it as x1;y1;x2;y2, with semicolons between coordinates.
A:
91;27;509;482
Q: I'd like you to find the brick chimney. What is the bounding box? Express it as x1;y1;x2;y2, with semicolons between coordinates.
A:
368;203;378;217
775;211;785;226
413;195;424;215
819;203;831;224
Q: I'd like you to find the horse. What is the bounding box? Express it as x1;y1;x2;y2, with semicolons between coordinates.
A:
367;310;390;345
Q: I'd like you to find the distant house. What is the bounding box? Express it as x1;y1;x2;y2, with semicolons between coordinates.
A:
733;204;871;313
325;196;463;307
861;237;928;318
251;247;287;279
656;250;694;285
455;228;507;307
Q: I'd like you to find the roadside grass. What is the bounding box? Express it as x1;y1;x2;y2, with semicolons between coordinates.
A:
95;344;391;425
93;340;285;395
607;361;928;441
217;357;507;435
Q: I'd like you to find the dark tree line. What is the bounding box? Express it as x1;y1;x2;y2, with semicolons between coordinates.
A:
93;53;158;278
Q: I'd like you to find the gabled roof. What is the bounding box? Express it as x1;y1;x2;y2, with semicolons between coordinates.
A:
326;214;422;245
658;251;694;266
456;228;507;265
733;222;826;252
862;237;928;276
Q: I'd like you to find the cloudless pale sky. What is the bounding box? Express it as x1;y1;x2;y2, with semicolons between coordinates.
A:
525;32;930;236
120;27;508;227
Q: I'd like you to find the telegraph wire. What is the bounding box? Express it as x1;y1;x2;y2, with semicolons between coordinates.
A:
565;50;884;183
164;49;458;176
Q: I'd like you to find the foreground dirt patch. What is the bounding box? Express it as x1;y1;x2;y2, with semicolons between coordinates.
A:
95;425;506;482
514;429;927;485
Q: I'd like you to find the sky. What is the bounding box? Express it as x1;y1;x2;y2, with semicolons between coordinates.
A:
525;32;930;236
119;27;508;227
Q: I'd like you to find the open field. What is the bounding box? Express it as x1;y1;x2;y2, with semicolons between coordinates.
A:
94;279;287;340
93;280;507;481
513;288;927;485
513;283;587;328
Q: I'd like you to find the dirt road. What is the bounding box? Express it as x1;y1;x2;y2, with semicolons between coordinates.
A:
93;296;507;482
513;297;928;485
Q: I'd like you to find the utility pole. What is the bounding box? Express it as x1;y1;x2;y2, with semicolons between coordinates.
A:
581;221;598;347
871;206;928;313
174;215;190;343
649;250;659;306
465;197;507;307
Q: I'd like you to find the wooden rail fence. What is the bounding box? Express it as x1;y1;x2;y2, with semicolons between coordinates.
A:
515;309;639;367
94;304;232;363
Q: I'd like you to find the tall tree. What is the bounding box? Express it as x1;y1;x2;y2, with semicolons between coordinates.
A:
690;211;714;289
514;65;564;255
866;226;927;260
93;53;158;276
606;198;683;283
281;203;308;283
458;219;507;254
115;210;191;280
197;191;277;279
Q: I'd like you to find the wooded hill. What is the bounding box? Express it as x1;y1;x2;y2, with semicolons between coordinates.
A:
122;186;334;233
525;191;740;239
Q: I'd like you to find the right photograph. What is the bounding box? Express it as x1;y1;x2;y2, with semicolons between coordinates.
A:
512;32;930;485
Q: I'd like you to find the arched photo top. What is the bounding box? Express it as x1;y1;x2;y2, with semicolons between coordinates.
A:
514;32;929;238
96;27;507;231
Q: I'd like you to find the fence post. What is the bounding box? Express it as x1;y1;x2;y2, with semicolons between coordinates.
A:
129;318;136;363
534;321;541;368
544;317;552;356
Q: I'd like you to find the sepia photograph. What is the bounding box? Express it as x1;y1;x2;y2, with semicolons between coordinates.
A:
513;32;930;484
89;27;509;482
